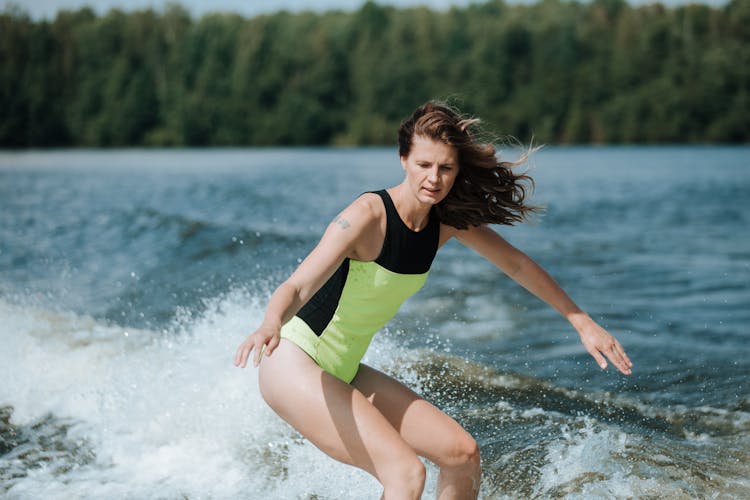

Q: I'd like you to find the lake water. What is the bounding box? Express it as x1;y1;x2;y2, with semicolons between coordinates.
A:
1;146;749;498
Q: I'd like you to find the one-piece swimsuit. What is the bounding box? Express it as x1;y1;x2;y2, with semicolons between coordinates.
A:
279;189;440;383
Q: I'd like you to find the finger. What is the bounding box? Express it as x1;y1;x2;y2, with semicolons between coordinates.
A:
606;341;632;374
608;345;633;375
607;351;630;375
238;344;254;368
243;345;254;368
615;342;633;368
589;349;608;370
234;345;245;367
265;335;280;357
253;340;264;367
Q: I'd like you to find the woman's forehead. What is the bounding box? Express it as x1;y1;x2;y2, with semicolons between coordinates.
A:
409;135;458;163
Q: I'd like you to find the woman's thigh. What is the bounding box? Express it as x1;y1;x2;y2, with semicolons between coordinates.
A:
257;339;419;480
351;363;477;467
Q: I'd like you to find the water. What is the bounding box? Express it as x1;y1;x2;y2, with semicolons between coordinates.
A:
1;146;748;498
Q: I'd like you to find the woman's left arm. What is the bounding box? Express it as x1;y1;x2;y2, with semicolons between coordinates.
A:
455;224;633;375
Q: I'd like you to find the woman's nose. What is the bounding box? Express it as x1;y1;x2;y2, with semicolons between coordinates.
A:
428;166;439;181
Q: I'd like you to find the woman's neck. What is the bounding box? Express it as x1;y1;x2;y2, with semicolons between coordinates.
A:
387;184;432;232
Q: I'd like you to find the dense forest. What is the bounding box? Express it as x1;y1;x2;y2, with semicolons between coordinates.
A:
1;0;748;147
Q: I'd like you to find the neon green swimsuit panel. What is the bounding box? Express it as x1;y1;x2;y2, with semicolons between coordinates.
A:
281;261;428;383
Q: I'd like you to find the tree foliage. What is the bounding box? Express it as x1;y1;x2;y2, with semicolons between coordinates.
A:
1;0;747;147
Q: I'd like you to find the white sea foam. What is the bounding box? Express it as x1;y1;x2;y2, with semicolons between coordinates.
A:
532;419;645;498
531;415;750;499
3;291;748;498
0;293;438;498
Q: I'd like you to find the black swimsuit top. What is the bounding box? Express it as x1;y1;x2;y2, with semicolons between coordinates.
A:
373;189;440;274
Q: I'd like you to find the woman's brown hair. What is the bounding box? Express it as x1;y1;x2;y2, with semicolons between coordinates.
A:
398;101;540;230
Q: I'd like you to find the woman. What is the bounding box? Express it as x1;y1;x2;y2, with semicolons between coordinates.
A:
234;101;632;499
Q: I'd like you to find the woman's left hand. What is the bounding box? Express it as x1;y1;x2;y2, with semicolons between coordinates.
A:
575;315;633;375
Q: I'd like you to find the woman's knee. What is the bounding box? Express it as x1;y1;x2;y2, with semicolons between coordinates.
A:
382;453;426;495
409;457;427;486
442;431;481;470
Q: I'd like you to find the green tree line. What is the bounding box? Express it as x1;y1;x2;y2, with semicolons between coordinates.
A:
1;0;748;147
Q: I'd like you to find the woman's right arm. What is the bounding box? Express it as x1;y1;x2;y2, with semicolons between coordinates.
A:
234;197;378;369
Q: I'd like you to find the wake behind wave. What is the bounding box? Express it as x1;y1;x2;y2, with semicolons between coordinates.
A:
396;353;750;498
0;293;381;498
1;293;748;499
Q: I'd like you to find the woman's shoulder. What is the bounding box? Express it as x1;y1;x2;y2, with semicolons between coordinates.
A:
333;192;385;230
439;222;493;246
350;191;386;219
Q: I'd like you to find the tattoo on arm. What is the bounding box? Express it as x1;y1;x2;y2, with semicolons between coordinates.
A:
334;216;351;230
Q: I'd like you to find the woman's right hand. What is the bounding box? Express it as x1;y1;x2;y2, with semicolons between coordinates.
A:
234;323;281;368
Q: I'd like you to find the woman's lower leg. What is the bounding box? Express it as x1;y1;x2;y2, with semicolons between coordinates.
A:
435;441;481;500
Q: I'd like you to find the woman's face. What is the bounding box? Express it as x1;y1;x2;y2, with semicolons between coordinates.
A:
400;135;459;205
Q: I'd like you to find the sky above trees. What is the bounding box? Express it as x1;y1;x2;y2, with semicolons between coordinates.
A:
16;0;730;20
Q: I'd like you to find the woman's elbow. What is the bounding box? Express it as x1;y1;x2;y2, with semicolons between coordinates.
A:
502;252;532;280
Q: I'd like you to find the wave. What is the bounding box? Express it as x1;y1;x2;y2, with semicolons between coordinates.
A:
1;294;748;499
387;352;750;498
0;202;319;329
396;353;750;439
113;206;313;259
0;293;389;498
